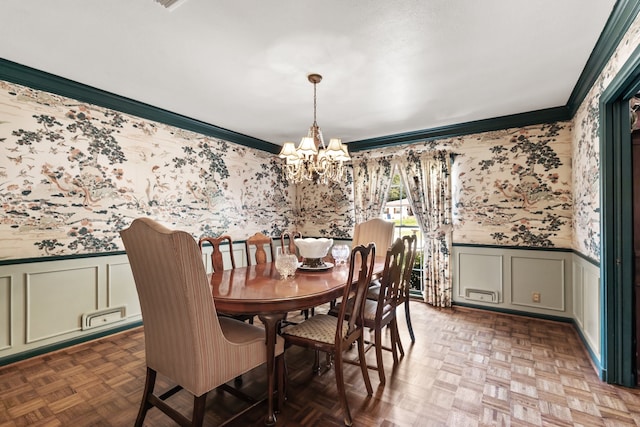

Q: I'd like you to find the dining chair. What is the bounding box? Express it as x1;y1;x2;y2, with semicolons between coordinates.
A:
120;218;285;427
331;238;405;385
367;233;418;352
198;235;236;273
198;235;254;324
397;234;418;346
281;243;376;427
352;218;395;253
245;232;276;265
280;230;316;320
280;230;302;260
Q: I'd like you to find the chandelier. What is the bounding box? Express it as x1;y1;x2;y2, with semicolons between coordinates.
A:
278;73;351;184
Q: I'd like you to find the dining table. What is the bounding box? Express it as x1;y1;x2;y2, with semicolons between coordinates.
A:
209;257;386;426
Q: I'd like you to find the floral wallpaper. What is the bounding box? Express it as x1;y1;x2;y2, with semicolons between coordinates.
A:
572;12;640;262
352;122;573;249
4;9;640;262
0;81;295;260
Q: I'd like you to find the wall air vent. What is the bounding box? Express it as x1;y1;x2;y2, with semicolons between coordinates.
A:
464;288;498;303
81;306;127;330
153;0;188;11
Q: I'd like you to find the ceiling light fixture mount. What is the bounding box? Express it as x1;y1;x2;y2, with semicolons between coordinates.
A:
278;73;350;185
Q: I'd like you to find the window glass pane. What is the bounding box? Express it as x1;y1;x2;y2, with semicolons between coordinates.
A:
382;169;424;295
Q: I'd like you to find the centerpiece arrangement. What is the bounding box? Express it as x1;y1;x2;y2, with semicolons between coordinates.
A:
294;237;334;269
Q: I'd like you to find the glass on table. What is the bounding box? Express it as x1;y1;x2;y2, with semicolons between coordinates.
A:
275;247;299;279
331;244;350;265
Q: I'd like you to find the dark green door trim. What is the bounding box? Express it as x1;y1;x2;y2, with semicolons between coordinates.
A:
600;43;640;387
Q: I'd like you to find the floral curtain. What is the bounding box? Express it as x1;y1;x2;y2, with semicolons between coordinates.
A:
396;150;453;307
352;155;394;223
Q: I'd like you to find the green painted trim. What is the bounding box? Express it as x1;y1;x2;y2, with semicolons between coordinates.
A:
452;243;600;267
572;250;600;268
452;301;573;323
572;318;605;380
0;58;281;154
452;242;572;253
1;2;637;156
0;250;127;266
0;321;143;367
348;107;571;152
599;41;640;387
567;0;640;116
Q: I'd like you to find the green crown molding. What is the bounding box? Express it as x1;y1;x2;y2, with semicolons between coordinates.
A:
1;1;637;154
348;106;571;152
0;58;282;154
567;0;640;116
350;0;640;152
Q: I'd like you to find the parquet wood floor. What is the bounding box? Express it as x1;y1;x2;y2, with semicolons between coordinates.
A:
2;303;640;426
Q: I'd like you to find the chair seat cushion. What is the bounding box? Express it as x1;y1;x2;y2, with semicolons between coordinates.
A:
219;316;284;354
281;314;347;345
363;299;393;322
366;284;380;300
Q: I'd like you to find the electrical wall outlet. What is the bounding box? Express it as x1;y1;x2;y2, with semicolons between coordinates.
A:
532;292;541;303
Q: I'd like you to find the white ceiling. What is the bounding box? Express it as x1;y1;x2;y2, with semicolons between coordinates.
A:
0;0;617;147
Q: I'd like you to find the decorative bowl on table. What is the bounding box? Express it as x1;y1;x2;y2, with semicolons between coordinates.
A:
294;237;334;269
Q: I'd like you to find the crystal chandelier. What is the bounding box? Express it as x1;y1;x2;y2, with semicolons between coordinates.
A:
278;73;351;184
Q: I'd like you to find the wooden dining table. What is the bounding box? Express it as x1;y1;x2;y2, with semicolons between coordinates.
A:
209;258;386;426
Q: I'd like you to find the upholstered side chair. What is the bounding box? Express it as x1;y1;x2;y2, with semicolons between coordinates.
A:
352;218;395;253
120;218;284;427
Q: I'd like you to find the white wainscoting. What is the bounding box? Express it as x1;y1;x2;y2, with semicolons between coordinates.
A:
572;254;601;362
453;246;573;317
1;239;276;361
452;245;602;368
0;254;141;361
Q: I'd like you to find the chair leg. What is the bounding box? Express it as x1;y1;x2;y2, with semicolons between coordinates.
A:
191;394;207;427
390;319;400;363
356;336;373;395
405;299;415;343
333;351;353;427
135;367;156;427
394;317;405;358
277;353;286;412
374;327;385;385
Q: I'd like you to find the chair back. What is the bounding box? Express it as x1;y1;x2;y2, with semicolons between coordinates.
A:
245;232;275;265
280;230;302;259
334;243;376;344
400;234;418;300
120;218;228;396
376;238;405;314
352;218;395;253
198;235;236;273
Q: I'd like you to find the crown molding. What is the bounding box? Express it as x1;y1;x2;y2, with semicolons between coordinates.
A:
0;58;281;154
1;1;637;155
567;0;640;116
348;106;571;152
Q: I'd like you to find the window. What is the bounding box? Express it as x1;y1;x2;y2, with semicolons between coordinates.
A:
382;169;424;296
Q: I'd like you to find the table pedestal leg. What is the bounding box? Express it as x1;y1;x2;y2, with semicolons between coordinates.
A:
258;313;285;426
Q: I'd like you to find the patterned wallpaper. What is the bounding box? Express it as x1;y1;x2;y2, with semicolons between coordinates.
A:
572;12;640;262
0;81;296;260
2;10;639;261
353;123;573;249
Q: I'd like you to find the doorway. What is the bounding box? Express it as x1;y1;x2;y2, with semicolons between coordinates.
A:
601;44;640;387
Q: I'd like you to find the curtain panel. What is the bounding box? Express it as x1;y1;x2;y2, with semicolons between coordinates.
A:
395;150;453;308
352;156;394;223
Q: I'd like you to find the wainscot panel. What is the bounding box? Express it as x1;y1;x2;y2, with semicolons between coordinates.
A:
572;254;601;362
0;254;141;361
453;245;573;318
0;276;11;350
